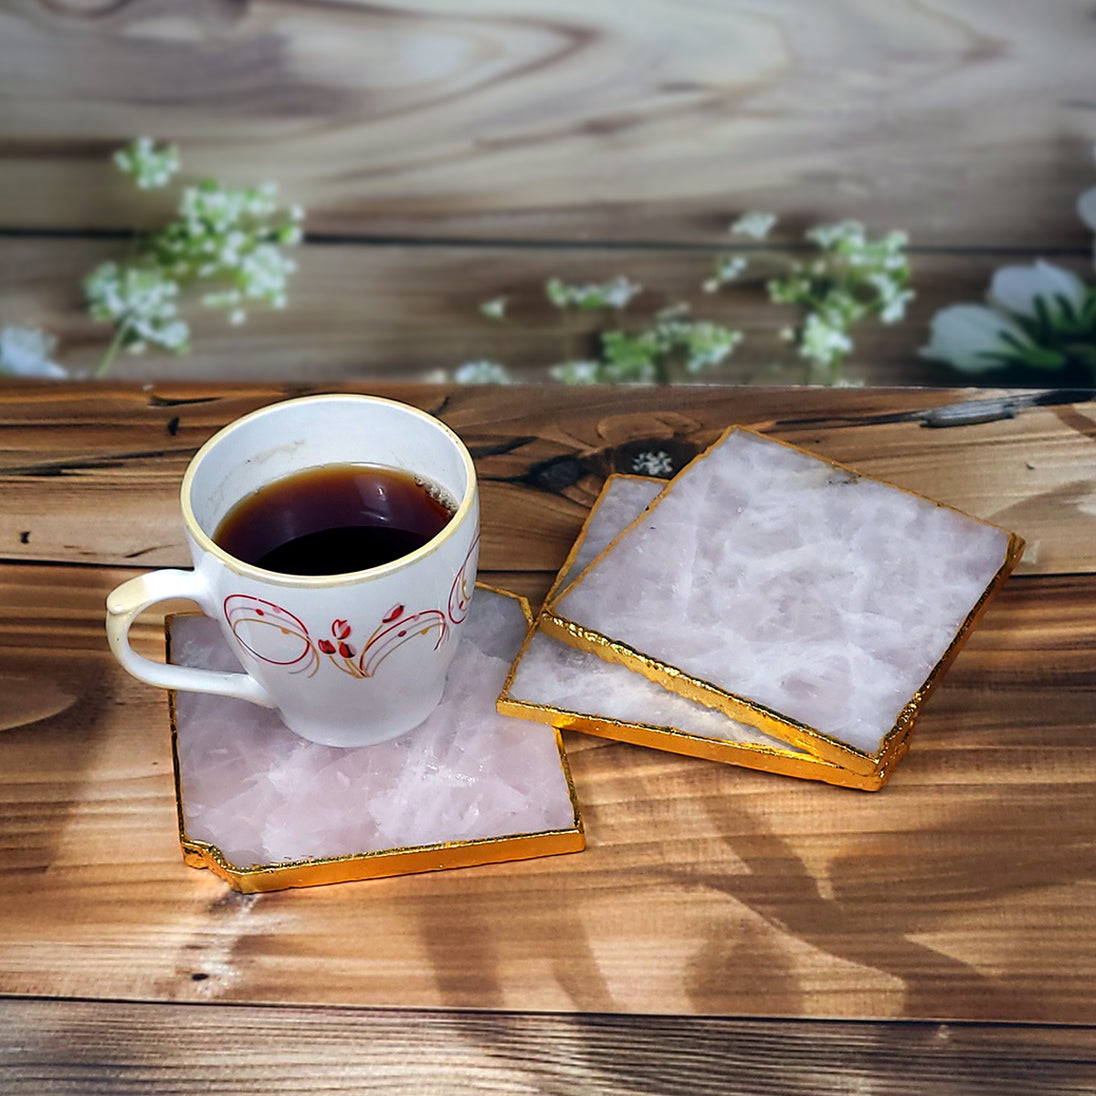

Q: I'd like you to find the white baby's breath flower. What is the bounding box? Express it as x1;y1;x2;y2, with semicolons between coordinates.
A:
546;276;642;311
0;326;66;378
660;319;742;372
113;137;180;190
631;450;674;476
879;291;914;324
89;140;308;376
453;360;512;384
730;211;777;240
806;220;865;251
480;297;508;321
84;262;189;353
800;312;852;367
549;360;601;384
703;255;748;293
768;220;913;381
883;230;910;254
158;320;189;350
866;272;914;324
599;276;642;309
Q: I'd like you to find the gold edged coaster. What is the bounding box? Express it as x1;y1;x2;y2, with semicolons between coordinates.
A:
499;475;893;789
539;431;1025;778
167;584;584;892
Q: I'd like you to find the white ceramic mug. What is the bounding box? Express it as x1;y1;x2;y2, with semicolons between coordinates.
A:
106;394;479;747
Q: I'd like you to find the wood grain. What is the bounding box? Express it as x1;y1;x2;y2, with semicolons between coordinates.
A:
5;0;1096;1066
2;998;1095;1095
0;507;1094;1019
4;236;1095;387
1;1;1095;247
1;385;1093;1033
1;384;1093;575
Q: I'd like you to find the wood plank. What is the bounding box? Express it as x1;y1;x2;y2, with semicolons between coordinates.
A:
4;237;1094;387
0;383;1092;575
1;2;1095;247
1;557;1094;1023
1;998;1094;1095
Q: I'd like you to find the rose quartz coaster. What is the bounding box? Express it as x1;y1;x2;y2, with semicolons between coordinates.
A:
499;476;891;790
542;430;1024;777
168;586;584;892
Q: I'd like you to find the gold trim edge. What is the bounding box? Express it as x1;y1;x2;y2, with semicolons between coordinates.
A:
552;425;1023;608
166;582;585;893
535;609;887;778
538;427;1026;779
542;473;666;607
498;695;887;791
496;592;892;790
538;528;1024;778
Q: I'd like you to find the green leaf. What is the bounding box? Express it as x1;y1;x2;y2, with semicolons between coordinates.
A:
1019;344;1067;370
1031;294;1056;339
1081;289;1096;327
1055;293;1079;327
1065;343;1096;369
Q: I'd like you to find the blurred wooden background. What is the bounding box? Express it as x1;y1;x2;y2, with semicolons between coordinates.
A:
1;0;1095;384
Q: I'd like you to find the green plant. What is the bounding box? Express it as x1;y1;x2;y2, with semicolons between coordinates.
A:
767;221;913;384
920;149;1096;382
921;263;1096;378
450;212;913;386
84;138;305;377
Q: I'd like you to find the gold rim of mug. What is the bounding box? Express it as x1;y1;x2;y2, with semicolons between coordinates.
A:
179;393;478;588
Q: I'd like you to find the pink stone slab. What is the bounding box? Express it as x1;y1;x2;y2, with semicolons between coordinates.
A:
499;475;890;790
544;430;1024;775
168;586;584;891
553;475;665;595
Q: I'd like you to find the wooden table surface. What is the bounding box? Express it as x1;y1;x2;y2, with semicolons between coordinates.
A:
6;0;1096;391
1;381;1094;1093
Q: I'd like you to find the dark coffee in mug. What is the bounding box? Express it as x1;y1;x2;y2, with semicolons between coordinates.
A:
213;463;455;576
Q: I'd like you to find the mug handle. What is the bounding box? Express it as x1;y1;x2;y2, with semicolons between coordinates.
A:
106;569;276;708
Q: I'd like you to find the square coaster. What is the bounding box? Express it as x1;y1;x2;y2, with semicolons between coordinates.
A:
168;585;584;892
541;429;1024;777
499;475;894;790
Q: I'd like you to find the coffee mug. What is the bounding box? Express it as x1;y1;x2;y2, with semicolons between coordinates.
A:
106;394;480;747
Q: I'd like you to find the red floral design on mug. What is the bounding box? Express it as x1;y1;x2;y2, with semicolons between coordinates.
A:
223;597;450;681
317;604;449;679
223;595;319;676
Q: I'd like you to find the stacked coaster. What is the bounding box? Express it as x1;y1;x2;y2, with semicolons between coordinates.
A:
500;428;1024;789
169;586;584;891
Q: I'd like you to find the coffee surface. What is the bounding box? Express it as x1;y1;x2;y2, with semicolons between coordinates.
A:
214;464;455;575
